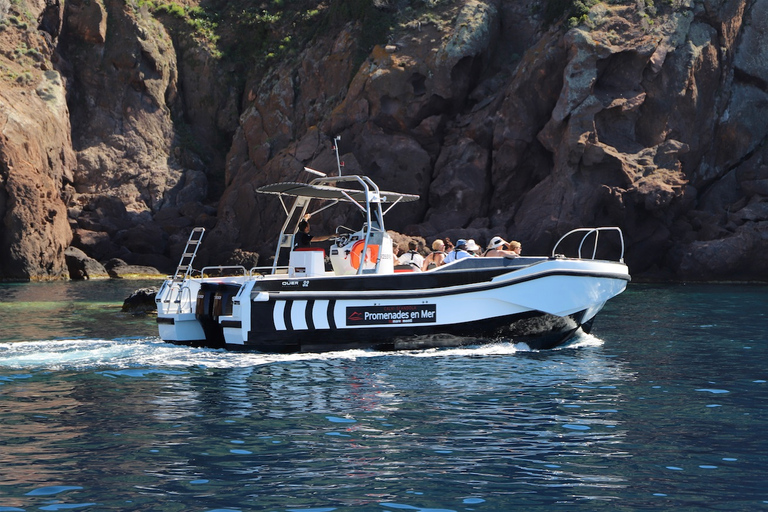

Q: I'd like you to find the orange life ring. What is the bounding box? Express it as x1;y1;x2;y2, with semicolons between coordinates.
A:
350;240;380;269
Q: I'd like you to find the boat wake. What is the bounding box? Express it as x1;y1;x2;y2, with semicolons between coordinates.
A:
0;331;604;371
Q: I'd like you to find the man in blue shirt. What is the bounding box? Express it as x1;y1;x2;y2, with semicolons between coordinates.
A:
443;239;473;263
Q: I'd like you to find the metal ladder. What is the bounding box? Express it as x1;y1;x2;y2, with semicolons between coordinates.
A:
173;227;205;282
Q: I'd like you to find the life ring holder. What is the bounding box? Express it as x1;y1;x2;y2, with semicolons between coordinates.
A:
350;240;380;269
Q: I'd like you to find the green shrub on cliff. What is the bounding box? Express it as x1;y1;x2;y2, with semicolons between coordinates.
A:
544;0;600;26
133;0;400;76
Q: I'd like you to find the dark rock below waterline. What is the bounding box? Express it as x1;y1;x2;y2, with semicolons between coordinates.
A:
122;287;159;315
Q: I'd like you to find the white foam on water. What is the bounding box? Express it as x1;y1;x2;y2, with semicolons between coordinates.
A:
560;330;605;349
0;331;603;371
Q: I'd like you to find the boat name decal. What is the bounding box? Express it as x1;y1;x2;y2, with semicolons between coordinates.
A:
281;280;310;287
346;304;436;325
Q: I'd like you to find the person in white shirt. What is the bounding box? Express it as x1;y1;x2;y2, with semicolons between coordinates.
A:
398;240;424;269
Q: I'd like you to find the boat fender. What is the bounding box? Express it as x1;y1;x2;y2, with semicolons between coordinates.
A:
350;240;380;269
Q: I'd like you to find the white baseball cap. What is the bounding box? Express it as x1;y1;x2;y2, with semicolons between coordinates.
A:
487;236;508;249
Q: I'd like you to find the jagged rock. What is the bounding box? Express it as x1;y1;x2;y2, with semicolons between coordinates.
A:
122;287;158;315
3;0;768;282
389;231;427;256
64;246;110;280
66;0;107;44
0;56;75;280
105;258;163;279
225;248;260;270
71;228;118;261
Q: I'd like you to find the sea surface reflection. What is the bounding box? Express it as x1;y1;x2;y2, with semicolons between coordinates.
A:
0;282;767;510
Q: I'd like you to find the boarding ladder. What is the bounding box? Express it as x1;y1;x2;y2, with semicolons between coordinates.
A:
173;227;205;282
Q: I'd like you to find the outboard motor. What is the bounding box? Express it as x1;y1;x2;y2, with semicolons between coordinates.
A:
195;282;240;348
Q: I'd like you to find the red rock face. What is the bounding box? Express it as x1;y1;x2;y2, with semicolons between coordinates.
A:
2;0;768;280
0;15;75;280
0;93;74;280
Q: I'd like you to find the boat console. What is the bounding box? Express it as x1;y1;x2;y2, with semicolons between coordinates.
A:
328;228;395;275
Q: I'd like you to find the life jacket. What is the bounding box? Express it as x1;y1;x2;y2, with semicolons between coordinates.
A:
403;250;421;269
425;250;446;270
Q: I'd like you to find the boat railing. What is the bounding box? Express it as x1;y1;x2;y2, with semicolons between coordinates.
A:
250;265;289;277
199;266;249;278
177;284;195;314
551;227;625;262
159;281;195;315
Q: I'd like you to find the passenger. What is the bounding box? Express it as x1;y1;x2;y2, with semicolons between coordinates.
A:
294;214;334;249
508;240;522;256
443;239;473;264
484;236;517;258
398;240;425;270
444;238;455;252
465;239;481;256
422;239;447;271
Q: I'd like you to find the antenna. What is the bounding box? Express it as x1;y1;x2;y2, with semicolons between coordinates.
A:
303;167;326;177
333;135;342;176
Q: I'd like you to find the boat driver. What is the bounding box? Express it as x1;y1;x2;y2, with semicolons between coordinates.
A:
294;214;333;249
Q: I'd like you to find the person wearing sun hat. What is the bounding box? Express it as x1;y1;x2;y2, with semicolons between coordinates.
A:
484;236;518;258
465;239;481;256
443;238;473;264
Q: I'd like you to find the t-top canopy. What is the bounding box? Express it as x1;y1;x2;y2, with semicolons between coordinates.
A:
256;181;419;204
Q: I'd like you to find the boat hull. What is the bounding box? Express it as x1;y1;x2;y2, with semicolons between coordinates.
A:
230;309;589;353
157;257;628;353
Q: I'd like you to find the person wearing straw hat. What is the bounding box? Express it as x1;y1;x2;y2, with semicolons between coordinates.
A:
484;236;517;258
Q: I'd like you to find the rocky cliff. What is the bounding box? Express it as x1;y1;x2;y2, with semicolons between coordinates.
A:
1;0;767;281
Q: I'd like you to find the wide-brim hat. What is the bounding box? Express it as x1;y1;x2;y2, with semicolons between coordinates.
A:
466;239;481;251
488;236;507;249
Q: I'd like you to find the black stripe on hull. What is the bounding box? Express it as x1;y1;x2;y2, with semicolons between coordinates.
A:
327;299;336;329
283;300;293;330
305;299;315;330
230;309;588;353
253;266;629;303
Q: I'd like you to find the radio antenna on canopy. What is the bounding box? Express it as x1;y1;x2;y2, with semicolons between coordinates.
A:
303;167;326;177
333;135;343;176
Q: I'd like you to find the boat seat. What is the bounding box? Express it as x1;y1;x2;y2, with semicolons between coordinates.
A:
289;248;326;277
293;247;326;256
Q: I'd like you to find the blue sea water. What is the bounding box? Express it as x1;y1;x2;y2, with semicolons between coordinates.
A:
0;280;767;511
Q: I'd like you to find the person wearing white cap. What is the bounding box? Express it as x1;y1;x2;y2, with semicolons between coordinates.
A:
443;239;473;264
484;236;518;258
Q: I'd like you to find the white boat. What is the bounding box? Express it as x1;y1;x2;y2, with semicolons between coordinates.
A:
156;170;630;353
